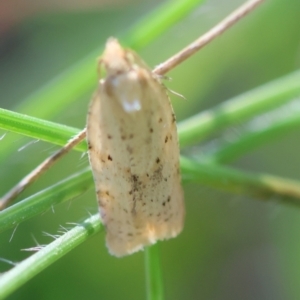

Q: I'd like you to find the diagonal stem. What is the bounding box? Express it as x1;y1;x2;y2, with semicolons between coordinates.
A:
0;129;87;210
153;0;264;75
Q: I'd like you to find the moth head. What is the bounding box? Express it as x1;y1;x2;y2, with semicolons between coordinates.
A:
99;38;134;77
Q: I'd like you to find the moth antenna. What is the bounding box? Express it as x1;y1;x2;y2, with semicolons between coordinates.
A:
167;88;186;100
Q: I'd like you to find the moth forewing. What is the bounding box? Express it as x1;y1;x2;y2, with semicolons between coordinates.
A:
87;38;184;257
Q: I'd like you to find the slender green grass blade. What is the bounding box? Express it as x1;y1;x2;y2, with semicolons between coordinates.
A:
178;69;300;147
145;244;164;300
0;214;101;300
0;168;93;234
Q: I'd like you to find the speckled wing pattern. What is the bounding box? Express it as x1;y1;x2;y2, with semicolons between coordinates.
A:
87;38;185;257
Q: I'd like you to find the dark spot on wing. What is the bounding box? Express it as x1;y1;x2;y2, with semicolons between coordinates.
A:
156;157;160;164
96;189;112;208
150;165;163;185
132;174;138;182
127;146;133;154
108;155;113;161
172;113;176;123
107;134;112;139
131;174;142;193
165;136;168;143
149;128;153;133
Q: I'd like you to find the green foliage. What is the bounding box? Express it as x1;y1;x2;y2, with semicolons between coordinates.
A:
1;0;300;299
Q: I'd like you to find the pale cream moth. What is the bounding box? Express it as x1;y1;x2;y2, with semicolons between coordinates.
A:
86;38;185;257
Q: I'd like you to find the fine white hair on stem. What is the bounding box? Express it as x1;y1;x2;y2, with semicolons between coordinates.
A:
17;140;39;152
21;245;46;252
0;257;17;267
9;224;19;243
0;133;6;141
58;225;70;234
42;231;60;240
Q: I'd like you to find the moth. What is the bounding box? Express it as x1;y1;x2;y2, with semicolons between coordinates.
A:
87;39;185;257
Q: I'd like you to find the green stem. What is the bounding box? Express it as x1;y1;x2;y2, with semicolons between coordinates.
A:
0;168;93;234
0;108;86;152
178;69;300;147
145;244;164;300
181;157;300;207
0;214;102;300
125;0;205;49
203;109;300;164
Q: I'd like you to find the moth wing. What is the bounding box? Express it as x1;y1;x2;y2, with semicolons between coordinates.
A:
126;72;185;242
87;47;184;257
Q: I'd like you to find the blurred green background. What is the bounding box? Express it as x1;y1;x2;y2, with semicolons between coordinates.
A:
1;0;300;299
